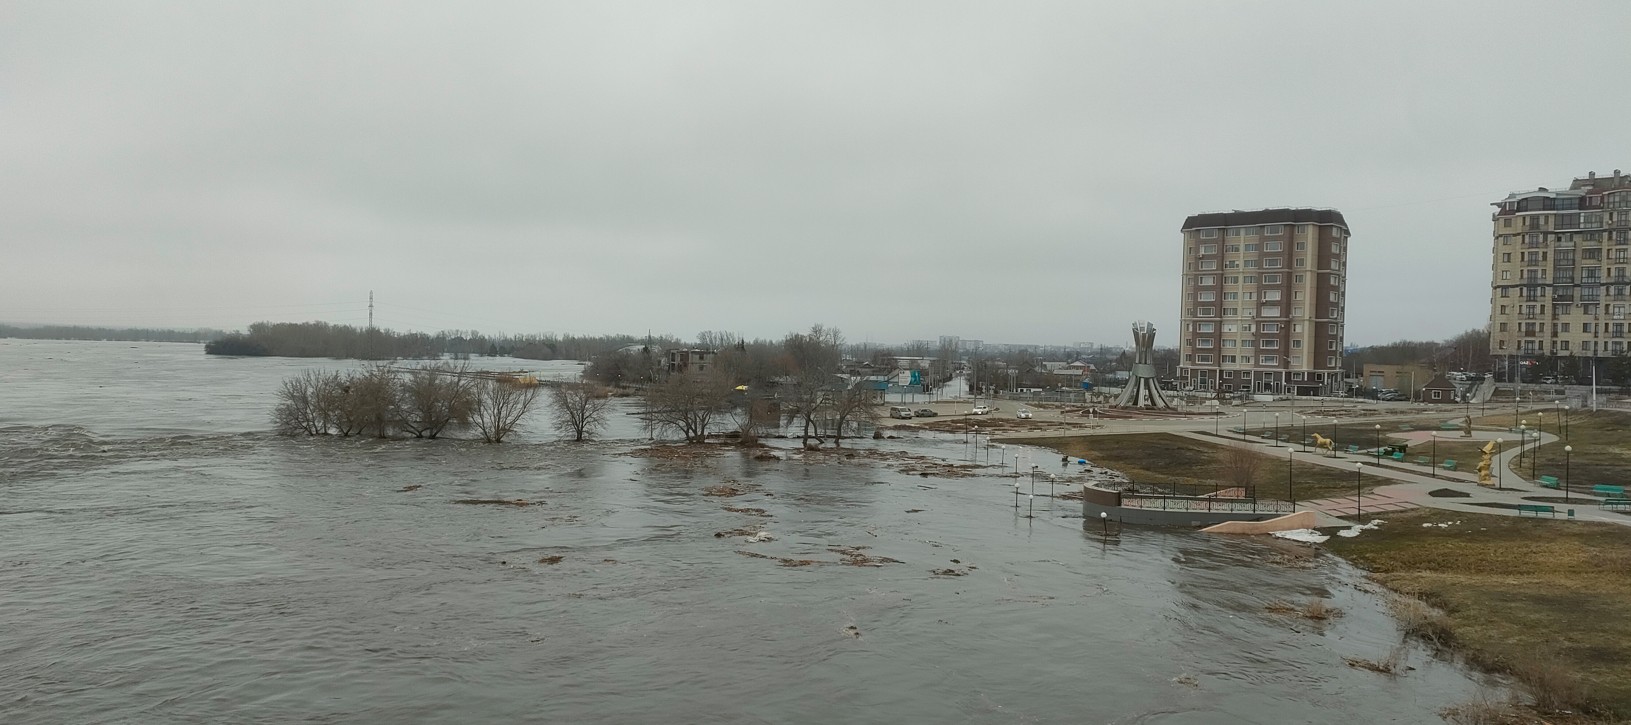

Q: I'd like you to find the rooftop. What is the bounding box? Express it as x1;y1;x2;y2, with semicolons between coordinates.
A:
1181;208;1348;231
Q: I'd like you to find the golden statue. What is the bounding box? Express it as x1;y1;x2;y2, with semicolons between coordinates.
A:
1311;433;1336;456
1476;440;1497;486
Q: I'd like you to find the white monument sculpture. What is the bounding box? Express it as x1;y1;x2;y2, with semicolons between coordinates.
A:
1113;321;1174;410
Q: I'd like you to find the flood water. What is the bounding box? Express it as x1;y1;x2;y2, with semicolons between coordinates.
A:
1;340;1494;723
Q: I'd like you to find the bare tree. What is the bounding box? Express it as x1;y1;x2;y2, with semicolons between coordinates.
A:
646;372;733;443
782;324;843;448
272;369;330;435
396;363;476;439
471;377;542;443
549;383;613;441
1221;443;1264;495
828;382;880;447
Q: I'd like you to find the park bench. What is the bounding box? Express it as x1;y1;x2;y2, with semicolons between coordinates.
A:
1441;460;1457;471
1600;498;1631;511
1389;451;1405;462
1261;432;1275;440
1439;422;1461;430
1517;504;1557;518
1346;444;1360;454
1228;427;1245;434
1592;485;1626;498
1537;476;1560;489
1413;456;1430;466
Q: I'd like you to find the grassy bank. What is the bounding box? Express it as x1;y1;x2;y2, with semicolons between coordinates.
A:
1513;410;1631;489
1003;432;1382;501
1325;507;1631;719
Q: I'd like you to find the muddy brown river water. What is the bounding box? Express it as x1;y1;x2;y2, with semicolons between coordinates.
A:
1;340;1497;723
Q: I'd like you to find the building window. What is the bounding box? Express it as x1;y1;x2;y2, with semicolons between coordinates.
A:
1265;241;1283;252
1197;307;1215;316
1326;356;1337;366
1259;355;1278;365
1199;244;1216;254
1294;258;1306;268
1260;339;1279;349
1222;307;1237;316
1200;229;1218;238
1264;225;1284;235
1260;323;1279;332
1199;260;1217;270
1196;354;1213;363
1263;258;1283;268
1244;260;1259;268
1196;338;1214;348
1260;305;1281;316
1198;275;1215;285
1197;291;1216;302
1263;274;1281;283
1263;290;1282;301
1291;339;1303;348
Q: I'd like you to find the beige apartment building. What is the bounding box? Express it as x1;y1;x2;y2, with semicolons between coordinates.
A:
1489;170;1631;381
1177;209;1349;397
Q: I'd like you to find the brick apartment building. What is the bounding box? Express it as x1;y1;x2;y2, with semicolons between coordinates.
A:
1488;169;1631;381
1177;208;1349;396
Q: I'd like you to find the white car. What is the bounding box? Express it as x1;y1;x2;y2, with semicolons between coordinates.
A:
1016;409;1033;419
970;405;994;415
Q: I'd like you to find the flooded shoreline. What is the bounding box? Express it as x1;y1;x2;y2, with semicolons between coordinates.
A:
0;341;1498;723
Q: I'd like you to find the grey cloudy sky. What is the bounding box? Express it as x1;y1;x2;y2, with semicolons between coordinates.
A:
4;1;1629;348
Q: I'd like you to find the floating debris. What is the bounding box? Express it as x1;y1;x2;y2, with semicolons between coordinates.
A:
538;555;564;565
746;531;776;543
454;499;532;507
714;526;763;538
930;568;968;577
829;545;901;567
398;485;422;492
841;625;862;639
723;506;771;517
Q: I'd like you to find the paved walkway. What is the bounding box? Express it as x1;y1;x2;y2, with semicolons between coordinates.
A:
1169;428;1630;526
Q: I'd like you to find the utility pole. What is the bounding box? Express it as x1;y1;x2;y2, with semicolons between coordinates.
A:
367;290;375;360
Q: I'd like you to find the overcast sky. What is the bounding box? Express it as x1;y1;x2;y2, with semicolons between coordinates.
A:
4;1;1629;348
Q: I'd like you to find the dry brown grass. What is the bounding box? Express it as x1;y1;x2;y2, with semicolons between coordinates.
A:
1003;432;1379;501
1388;594;1455;648
1326;507;1631;718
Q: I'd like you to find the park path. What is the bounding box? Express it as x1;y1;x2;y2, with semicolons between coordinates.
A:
1167;428;1629;526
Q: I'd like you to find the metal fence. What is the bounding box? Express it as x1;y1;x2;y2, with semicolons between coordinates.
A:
1119;495;1294;514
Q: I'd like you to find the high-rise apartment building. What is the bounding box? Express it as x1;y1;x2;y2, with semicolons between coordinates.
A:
1489;169;1631;379
1177;209;1350;396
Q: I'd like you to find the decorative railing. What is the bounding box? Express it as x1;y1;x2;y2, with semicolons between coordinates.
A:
1119;495;1294;514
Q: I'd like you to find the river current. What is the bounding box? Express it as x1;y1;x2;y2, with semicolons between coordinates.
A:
1;340;1493;723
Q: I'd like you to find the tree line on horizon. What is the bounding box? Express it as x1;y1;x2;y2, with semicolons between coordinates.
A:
0;323;226;343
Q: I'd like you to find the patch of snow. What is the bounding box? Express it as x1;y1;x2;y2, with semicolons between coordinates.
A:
1421;521;1460;528
746;531;776;542
1272;528;1329;543
1336;520;1384;538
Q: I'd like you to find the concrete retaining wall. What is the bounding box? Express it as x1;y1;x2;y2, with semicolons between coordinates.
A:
1199;511;1316;534
1081;498;1287;528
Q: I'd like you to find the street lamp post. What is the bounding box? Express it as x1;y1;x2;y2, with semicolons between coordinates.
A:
1354;463;1364;522
1287;447;1295;510
1273;413;1281;447
1242;410;1248;443
1431;433;1437;479
1519;420;1527;472
1373;424;1382;465
1564;445;1572;502
1496;438;1504;490
1563;403;1570;441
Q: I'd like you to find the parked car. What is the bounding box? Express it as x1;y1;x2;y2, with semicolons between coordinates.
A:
888;406;914;419
1377;389;1405;402
913;408;938;417
1015;409;1033;419
970;405;994;415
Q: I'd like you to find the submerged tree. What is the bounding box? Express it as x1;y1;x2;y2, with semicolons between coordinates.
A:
646;372;733;443
396;363;476;439
471;377;542;443
549;383;613;441
271;369;332;435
